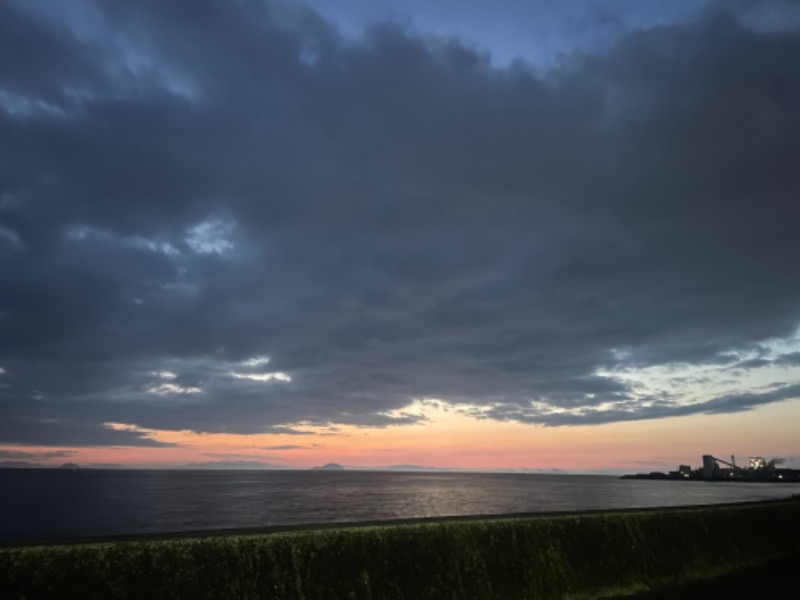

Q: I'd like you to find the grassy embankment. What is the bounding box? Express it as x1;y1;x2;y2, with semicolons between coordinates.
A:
1;498;799;599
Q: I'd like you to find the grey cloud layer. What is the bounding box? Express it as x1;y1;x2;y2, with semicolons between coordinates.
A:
2;0;800;445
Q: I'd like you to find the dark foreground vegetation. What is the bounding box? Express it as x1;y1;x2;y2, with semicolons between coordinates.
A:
1;498;799;599
605;554;799;599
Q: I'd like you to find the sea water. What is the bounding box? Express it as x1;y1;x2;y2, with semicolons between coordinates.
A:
0;469;795;541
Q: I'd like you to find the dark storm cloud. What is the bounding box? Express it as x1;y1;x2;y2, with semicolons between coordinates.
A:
728;351;800;371
2;0;800;445
0;411;179;447
477;382;800;427
0;449;74;460
774;352;800;367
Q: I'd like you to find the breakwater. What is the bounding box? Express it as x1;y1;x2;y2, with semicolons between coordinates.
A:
1;498;799;599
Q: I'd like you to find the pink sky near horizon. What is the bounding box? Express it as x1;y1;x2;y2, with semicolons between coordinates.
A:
5;398;799;473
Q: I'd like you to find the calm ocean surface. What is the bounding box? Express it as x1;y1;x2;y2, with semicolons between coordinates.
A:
1;469;796;542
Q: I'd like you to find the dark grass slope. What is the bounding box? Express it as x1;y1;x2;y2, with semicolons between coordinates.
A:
603;554;800;600
2;499;799;599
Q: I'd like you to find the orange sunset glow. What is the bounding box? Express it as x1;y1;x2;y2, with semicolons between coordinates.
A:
2;0;800;479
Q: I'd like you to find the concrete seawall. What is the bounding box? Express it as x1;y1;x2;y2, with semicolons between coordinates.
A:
2;498;799;599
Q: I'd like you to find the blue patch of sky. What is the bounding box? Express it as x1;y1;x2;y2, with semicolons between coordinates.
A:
304;0;712;67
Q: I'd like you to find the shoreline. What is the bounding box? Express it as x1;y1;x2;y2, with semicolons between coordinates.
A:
3;494;797;549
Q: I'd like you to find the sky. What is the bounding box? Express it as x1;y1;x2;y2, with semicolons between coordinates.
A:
2;0;800;473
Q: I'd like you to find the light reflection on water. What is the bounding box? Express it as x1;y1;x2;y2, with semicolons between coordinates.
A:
0;469;795;541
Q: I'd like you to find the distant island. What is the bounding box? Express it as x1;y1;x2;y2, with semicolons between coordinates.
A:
58;463;80;469
312;463;345;471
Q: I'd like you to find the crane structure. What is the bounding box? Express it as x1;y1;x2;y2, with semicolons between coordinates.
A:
710;455;743;471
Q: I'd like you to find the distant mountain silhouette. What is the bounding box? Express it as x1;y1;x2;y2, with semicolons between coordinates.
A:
312;462;345;470
59;462;80;469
